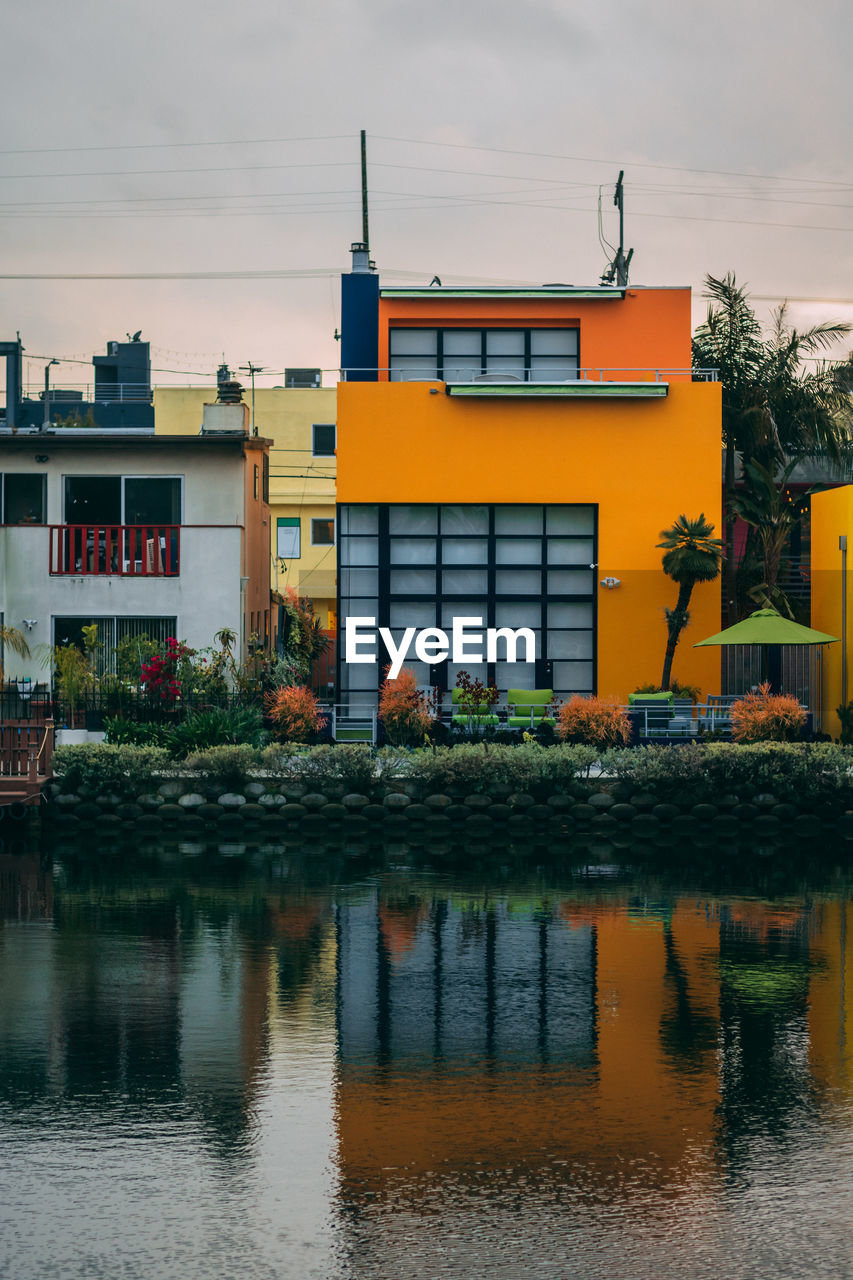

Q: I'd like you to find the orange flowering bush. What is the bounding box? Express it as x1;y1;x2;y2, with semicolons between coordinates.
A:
265;685;327;743
557;696;631;751
730;682;807;743
378;667;437;746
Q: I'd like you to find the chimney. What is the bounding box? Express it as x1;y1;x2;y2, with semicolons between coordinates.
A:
340;243;379;382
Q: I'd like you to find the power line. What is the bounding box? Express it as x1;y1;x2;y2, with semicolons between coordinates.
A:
0;133;354;157
373;134;853;190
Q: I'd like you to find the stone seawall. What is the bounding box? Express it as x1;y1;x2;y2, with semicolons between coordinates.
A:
43;777;853;843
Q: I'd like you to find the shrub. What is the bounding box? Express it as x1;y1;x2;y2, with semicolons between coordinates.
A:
453;669;499;733
183;744;259;791
601;741;853;804
104;716;166;747
378;668;436;746
265;685;327;743
164;706;267;756
635;679;702;702
262;742;385;796
557;696;631;751
393;742;596;799
52;743;171;797
730;683;807;743
140;637;195;707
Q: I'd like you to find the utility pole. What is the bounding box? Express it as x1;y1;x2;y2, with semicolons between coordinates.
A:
600;171;634;287
360;128;369;252
42;358;58;430
239;362;266;436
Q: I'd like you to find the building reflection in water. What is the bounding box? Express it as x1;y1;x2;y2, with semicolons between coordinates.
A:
333;882;853;1203
0;846;851;1276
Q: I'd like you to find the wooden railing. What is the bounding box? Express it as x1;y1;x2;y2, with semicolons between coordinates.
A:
49;525;180;576
0;720;55;783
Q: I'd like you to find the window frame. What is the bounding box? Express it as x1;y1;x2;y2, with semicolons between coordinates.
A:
311;516;336;547
60;474;184;525
389;327;580;382
1;472;47;525
312;422;337;457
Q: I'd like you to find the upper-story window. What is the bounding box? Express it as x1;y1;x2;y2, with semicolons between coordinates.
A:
312;423;336;457
63;476;182;525
1;473;46;524
389;328;579;383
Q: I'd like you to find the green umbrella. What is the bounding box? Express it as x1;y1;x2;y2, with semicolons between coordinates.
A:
694;607;838;648
694;607;838;696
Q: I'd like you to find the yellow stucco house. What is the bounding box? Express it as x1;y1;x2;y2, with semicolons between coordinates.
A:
154;384;337;630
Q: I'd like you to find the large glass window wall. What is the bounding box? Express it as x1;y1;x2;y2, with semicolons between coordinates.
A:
389;329;580;382
338;503;596;706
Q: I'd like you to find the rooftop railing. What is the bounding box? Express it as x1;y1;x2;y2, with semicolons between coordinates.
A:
340;367;719;383
27;383;153;403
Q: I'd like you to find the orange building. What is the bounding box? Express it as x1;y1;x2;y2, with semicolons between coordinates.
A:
336;263;722;707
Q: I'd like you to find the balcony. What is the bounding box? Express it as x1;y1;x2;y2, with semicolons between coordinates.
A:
49;525;180;576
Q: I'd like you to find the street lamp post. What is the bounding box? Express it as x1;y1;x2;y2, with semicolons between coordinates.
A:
42;359;59;429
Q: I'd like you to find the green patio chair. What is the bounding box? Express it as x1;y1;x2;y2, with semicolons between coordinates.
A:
451;686;500;729
507;688;555;729
628;691;674;736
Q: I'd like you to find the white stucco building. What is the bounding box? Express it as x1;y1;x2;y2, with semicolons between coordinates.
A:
0;427;271;682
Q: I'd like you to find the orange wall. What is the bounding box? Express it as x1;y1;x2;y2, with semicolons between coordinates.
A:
242;439;271;646
337;380;723;701
378;288;692;379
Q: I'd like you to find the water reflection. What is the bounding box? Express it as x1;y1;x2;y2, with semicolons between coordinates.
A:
0;835;851;1278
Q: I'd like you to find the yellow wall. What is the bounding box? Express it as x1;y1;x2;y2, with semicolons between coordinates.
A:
154;386;338;626
337;380;723;702
809;486;851;737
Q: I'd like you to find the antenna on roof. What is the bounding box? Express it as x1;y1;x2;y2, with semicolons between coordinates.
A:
360;129;369;252
600;170;634;287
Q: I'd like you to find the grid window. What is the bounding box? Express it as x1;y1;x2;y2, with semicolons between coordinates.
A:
389;328;580;382
312;423;336;457
338;503;597;704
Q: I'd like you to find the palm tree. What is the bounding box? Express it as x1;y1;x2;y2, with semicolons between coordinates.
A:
692;274;852;622
658;514;723;691
728;458;809;618
0;624;31;683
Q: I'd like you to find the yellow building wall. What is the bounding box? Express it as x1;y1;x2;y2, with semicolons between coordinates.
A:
337;380;723;703
807;899;853;1097
809;486;851;737
154;386;338;626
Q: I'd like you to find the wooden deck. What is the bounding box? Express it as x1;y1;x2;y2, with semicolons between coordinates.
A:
0;721;55;809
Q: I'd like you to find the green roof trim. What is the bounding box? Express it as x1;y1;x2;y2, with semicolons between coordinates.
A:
445;381;669;398
380;286;625;300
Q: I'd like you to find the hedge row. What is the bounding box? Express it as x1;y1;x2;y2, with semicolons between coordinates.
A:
53;740;853;802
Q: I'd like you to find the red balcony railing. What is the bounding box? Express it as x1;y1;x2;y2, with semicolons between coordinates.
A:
49;525;180;576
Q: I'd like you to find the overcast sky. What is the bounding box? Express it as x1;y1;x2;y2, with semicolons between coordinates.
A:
2;0;852;393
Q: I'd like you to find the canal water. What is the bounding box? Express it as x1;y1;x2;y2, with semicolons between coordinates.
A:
1;831;852;1279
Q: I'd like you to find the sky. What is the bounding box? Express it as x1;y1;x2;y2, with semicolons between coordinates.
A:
2;0;852;395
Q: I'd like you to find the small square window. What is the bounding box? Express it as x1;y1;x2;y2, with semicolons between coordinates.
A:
311;518;335;546
277;517;301;559
312;423;336;457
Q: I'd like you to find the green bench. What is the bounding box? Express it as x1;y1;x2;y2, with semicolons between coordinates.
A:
507;688;555;729
451;685;500;730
